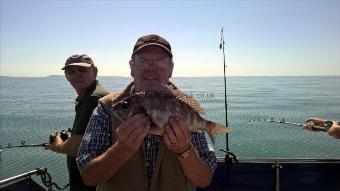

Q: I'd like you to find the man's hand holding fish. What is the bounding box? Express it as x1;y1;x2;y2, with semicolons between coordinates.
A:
115;114;151;156
164;117;192;154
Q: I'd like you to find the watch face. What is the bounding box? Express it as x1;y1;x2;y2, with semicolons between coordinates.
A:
181;150;191;158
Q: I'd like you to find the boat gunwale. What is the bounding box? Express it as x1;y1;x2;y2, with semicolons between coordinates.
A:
217;157;340;163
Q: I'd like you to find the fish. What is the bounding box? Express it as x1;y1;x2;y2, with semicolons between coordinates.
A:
111;84;232;144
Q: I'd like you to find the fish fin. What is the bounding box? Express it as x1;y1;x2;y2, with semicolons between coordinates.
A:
176;94;205;115
207;122;232;144
148;84;205;114
147;84;174;96
165;85;205;115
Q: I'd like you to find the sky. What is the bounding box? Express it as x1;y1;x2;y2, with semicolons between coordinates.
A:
0;0;339;77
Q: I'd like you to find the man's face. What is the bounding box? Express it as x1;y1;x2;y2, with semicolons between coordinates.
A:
130;46;174;92
64;65;97;95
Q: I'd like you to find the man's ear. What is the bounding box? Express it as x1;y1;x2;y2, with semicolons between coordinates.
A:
168;61;174;78
93;67;98;77
129;60;134;77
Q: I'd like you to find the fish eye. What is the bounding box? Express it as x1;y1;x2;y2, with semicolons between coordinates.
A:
121;101;128;108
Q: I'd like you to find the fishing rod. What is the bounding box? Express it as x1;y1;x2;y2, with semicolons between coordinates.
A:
220;27;229;151
220;27;235;190
0;129;71;151
0;141;47;150
249;118;329;132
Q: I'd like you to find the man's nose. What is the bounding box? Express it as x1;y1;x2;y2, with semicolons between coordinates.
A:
144;61;158;69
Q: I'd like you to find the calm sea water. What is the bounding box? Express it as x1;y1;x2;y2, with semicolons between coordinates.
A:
1;76;340;188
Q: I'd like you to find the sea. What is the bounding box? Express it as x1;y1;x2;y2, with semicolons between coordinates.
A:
1;76;340;189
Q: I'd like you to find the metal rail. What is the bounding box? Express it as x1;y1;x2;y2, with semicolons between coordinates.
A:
0;167;69;191
217;157;340;163
216;156;340;191
0;168;44;187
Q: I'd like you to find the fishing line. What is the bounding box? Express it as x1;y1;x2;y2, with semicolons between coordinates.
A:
249;118;329;132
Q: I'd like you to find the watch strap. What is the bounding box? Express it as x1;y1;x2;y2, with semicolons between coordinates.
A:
176;145;191;159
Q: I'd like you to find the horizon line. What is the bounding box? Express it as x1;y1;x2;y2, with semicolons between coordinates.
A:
1;74;340;78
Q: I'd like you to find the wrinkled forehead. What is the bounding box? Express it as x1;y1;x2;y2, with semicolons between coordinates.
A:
133;46;171;60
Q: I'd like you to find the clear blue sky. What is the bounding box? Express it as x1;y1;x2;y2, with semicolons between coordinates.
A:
1;0;339;77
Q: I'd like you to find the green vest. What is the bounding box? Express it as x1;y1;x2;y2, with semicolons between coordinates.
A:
98;82;196;191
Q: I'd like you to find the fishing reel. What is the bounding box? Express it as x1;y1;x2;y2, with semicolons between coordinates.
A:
49;129;72;144
311;120;334;129
220;149;238;164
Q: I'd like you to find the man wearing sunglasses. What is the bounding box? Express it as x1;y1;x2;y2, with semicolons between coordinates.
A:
45;54;109;191
77;35;216;191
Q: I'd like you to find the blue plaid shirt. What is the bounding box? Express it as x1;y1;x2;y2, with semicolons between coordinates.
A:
77;104;217;180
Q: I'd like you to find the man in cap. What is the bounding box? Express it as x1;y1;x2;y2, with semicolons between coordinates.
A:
45;54;109;191
76;35;216;191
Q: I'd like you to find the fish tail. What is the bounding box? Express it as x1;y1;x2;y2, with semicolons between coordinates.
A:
206;121;232;144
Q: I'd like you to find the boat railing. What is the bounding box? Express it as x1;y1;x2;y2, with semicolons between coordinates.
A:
0;167;69;191
198;156;340;191
217;157;340;163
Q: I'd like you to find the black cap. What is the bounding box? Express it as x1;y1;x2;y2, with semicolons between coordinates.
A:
62;54;95;70
132;34;172;57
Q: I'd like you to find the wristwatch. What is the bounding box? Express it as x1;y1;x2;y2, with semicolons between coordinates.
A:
176;145;191;159
324;120;334;129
